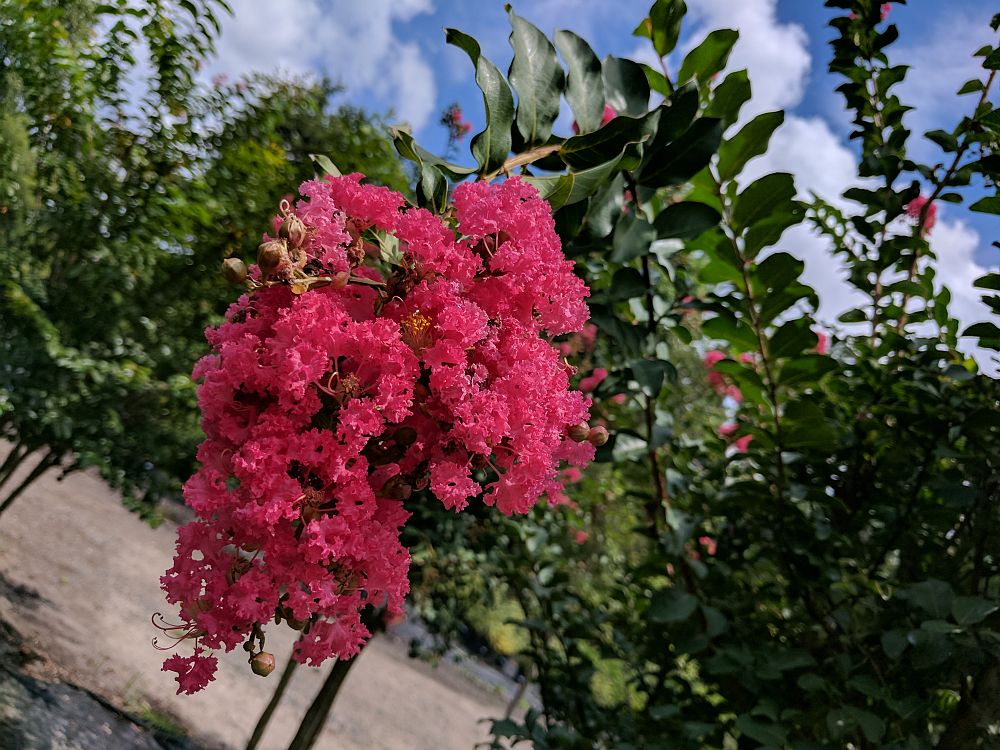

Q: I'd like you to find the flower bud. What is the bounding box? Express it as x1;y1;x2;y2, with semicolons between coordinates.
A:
250;651;276;677
257;239;287;276
586;426;609;447
278;215;308;247
222;257;248;284
330;270;350;290
567;422;590;443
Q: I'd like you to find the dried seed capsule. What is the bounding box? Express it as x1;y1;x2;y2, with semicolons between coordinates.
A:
222;257;248;284
278;215;308;247
586;426;609;447
257;239;287;276
567;422;590;443
250;651;276;677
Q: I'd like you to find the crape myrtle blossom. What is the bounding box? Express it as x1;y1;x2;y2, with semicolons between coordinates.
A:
159;175;594;694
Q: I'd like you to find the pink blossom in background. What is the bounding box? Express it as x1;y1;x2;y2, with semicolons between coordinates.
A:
574;530;590;545
580;367;608;392
704;351;726;393
733;434;753;453
610;393;627;405
571;103;618;134
725;385;743;404
814;331;829;355
698;536;717;556
738;352;755;364
159;175;594;694
905;194;937;236
718;422;739;438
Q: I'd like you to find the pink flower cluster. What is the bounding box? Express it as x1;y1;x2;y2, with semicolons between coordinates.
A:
905;194;937;236
159;175;593;694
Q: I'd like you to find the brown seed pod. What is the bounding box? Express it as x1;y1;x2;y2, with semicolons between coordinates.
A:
221;257;248;284
250;651;276;677
567;422;590;443
278;215;308;248
586;426;609;447
257;239;287;277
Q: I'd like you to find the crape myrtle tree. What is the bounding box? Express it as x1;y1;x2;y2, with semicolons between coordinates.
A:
153;0;1000;748
0;0;407;520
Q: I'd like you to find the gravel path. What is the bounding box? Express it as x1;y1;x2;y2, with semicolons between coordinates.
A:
0;454;508;750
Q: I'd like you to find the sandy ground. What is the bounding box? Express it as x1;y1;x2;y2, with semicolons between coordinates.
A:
0;452;509;750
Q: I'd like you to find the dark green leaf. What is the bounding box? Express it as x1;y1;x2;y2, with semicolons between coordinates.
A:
523;152;625;210
951;596;999;626
389;128;477;180
602;55;650;117
637;117;723;188
654;201;720;240
611;212;657;262
718;111;784;181
970;196;1000;214
881;630;908;659
705;69;751;126
608;267;647;300
648;587;698;622
560;110;657;170
445;28;515;175
632;0;687;57
630;359;674;396
703;316;758;350
309;153;341;178
555;30;605;134
507;8;564;147
755;252;803;292
732;172;797;233
677;29;738;86
907;580;954;619
735;715;788;746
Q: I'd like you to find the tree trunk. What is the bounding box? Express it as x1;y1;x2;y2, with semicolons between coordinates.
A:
284;657;356;750
937;660;1000;749
0;441;30;494
0;449;59;517
245;652;299;750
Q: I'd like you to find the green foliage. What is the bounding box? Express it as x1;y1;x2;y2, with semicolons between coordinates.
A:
393;2;1000;748
0;1;408;517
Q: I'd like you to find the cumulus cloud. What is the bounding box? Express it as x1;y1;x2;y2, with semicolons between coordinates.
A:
208;0;437;130
684;0;811;115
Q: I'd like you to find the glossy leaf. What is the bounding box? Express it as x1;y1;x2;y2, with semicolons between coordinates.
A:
445;28;515;175
677;28;738;86
602;55;651;117
507;7;564;147
717;111;784;181
555;30;605;134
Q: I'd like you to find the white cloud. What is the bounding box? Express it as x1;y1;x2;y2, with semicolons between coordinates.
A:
209;0;437;130
684;0;811;115
894;9;997;160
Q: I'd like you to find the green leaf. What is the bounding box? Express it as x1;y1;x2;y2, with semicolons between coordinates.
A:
632;0;687;57
717;111;784;181
389;127;477;180
732;172;797;233
602;55;650;117
611;212;657;263
769;319;816;359
608;267;647;300
958;78;985;95
648;587;698;622
962;321;1000;338
735;715;788;747
755;252;803;292
907;580;954;619
417;164;448;213
974;272;1000;291
560;110;657;170
630;359;674;396
705;69;751;126
702;316;758;350
637;117;723;188
309;153;341;178
881;630;908;659
445;28;515;175
523;152;625;210
584;174;626;238
555;30;605;134
743;206;803;257
654;201;720;240
506;7;564;147
970;196;1000;214
677;29;739;86
951;596;999;626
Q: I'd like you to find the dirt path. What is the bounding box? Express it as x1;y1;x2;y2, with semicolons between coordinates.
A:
0;456;509;750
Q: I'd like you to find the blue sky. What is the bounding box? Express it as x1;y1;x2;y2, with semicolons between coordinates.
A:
208;0;998;362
